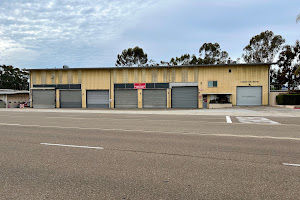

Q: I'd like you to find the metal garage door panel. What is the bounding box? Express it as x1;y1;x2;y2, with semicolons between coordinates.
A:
237;86;262;106
172;87;198;108
143;89;167;108
32;90;55;108
114;89;138;108
87;90;109;108
60;90;82;108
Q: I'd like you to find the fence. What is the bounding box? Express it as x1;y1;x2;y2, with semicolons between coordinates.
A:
270;84;300;91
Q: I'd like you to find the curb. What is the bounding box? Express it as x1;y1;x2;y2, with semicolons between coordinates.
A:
274;105;300;109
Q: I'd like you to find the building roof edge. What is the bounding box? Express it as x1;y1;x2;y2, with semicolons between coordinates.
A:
26;62;275;71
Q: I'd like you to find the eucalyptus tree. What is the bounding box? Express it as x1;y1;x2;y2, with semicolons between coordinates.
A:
277;40;300;92
198;43;230;64
242;30;285;63
115;46;148;67
0;65;29;90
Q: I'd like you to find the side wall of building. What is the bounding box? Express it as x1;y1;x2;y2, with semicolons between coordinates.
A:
30;65;269;108
269;91;288;106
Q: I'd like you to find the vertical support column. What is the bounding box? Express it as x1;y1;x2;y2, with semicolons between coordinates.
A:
29;72;33;108
110;88;114;109
138;89;143;108
30;91;33;108
5;94;8;108
198;94;203;109
82;89;86;108
167;88;171;108
110;71;114;109
198;82;203;109
56;90;60;108
268;67;270;105
198;67;202;108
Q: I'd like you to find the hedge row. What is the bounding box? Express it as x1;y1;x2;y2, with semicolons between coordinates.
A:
276;94;300;105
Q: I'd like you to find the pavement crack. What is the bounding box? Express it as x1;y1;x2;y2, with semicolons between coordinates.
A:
105;148;279;165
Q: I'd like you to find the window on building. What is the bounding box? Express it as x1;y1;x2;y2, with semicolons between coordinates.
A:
208;81;218;87
210;94;231;104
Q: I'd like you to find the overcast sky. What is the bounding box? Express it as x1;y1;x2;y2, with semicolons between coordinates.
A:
0;0;299;69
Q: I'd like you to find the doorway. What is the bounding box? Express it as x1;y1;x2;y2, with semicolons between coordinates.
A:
203;95;207;109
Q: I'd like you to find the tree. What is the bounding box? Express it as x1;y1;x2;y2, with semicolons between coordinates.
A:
160;43;230;66
164;54;199;66
0;65;29;90
198;43;230;64
270;68;278;84
270;68;286;90
115;46;148;67
295;66;300;76
243;30;285;63
277;40;300;93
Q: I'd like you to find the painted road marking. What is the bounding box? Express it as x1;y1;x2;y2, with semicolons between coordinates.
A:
282;163;300;167
1;123;300;141
236;117;280;125
41;143;104;149
226;116;232;123
46;117;87;120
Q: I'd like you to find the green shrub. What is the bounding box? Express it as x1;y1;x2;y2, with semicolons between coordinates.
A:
276;94;284;105
276;94;300;105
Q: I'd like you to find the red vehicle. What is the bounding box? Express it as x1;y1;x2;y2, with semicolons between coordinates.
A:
17;102;30;108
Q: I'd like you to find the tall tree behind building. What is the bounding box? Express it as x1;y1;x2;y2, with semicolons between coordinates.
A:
163;42;231;66
161;54;198;66
0;65;29;90
243;30;285;63
277;40;300;93
115;46;148;67
198;42;230;64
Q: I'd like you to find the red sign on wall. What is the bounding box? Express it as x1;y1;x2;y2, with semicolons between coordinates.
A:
134;83;146;89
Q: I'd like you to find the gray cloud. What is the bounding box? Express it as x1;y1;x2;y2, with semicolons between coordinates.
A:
0;0;299;68
0;0;158;68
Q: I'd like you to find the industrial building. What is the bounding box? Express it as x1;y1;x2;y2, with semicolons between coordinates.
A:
28;63;271;109
0;89;30;108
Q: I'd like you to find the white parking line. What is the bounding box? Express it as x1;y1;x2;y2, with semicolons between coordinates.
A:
226;116;232;123
282;163;300;167
40;143;104;149
46;117;87;120
236;117;280;125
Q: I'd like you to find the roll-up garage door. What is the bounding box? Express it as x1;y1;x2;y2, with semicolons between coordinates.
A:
86;90;109;108
114;89;138;108
60;90;82;108
143;89;167;108
237;86;262;106
172;87;198;108
32;89;55;108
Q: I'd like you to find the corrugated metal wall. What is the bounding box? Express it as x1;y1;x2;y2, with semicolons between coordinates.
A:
171;87;198;108
86;90;109;108
32;90;55;108
114;89;138;108
143;89;167;108
60;90;82;108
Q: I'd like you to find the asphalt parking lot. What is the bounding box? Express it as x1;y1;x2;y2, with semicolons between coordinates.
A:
0;108;300;199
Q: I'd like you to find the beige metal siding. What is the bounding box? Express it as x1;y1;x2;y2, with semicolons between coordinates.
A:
30;65;270;108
